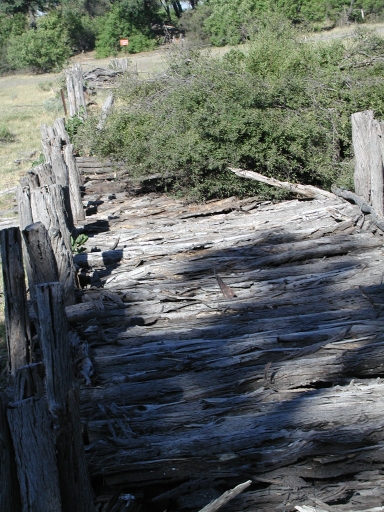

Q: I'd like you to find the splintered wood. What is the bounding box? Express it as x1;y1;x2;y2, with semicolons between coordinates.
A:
70;189;384;511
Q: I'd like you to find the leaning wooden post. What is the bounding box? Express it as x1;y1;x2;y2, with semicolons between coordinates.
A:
0;228;31;377
35;282;95;512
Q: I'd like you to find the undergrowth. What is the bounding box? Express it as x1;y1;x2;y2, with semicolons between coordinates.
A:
74;18;384;201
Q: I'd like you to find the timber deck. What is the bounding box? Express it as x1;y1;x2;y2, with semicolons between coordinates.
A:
71;183;384;511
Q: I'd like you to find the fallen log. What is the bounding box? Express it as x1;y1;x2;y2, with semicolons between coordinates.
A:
229;168;338;200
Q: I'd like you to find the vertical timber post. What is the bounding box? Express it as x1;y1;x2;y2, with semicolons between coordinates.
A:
0;228;31;377
35;282;95;512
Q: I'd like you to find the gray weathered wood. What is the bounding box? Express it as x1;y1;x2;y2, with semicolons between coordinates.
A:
0;228;31;376
0;393;21;512
198;480;252;512
369;119;384;216
54;117;70;145
64;143;85;222
65;64;87;119
97;93;114;129
35;283;72;412
22;222;59;303
7;398;62;512
352;110;373;202
16;185;33;230
65;68;77;117
35;282;95;512
29;185;76;306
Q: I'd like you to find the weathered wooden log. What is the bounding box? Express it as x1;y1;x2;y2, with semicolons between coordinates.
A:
65;64;87;119
64;143;85;222
0;392;21;512
41;124;52;162
7;397;62;512
16;185;33;230
97;92;114;129
352;110;384;216
352;110;373;202
0;228;31;376
198;480;251;512
50;136;74;230
229;168;338;200
34;163;56;187
29;185;76;306
35;282;95;512
22;222;59;303
54;117;70;145
65;68;77;117
332;186;384;232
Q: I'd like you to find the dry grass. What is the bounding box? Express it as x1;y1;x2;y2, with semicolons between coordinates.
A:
0;72;64;192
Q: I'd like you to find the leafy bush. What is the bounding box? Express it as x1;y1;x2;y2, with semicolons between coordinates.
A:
75;23;384;201
95;0;158;57
6;11;71;72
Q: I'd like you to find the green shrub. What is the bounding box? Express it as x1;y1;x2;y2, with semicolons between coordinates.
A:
95;0;158;58
6;11;71;72
75;24;384;201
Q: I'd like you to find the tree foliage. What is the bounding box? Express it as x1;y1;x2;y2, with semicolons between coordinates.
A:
95;0;160;57
75;20;384;201
6;10;71;71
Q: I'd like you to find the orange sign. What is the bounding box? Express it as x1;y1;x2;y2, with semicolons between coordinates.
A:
120;39;129;46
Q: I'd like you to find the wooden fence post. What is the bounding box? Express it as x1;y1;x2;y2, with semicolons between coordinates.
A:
7;398;62;512
352;110;384;216
0;228;31;377
65;64;87;119
35;282;95;512
0;393;21;512
22;222;59;304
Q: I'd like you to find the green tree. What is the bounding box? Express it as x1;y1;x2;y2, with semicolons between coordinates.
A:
95;0;159;57
6;10;71;71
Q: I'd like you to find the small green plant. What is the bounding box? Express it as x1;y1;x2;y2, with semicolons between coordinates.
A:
32;153;45;167
0;124;15;143
65;113;85;141
71;234;89;254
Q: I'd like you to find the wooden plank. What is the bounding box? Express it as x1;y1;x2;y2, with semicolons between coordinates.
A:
0;228;31;377
0;393;21;512
22;222;59;304
35;282;95;512
7;398;62;512
352;110;374;202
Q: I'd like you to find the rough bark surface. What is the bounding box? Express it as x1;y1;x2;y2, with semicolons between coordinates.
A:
0;392;21;512
59;184;384;511
0;228;31;376
7;398;62;512
35;282;96;512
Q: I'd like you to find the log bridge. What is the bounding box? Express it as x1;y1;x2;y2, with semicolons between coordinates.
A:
2;110;384;512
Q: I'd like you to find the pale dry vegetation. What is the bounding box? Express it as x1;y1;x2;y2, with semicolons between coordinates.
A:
0;73;62;190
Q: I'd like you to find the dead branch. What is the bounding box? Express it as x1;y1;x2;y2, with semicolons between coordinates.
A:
198;480;252;512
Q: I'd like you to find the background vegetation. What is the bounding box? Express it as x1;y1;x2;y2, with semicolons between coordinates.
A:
1;0;384;74
74;19;384;201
